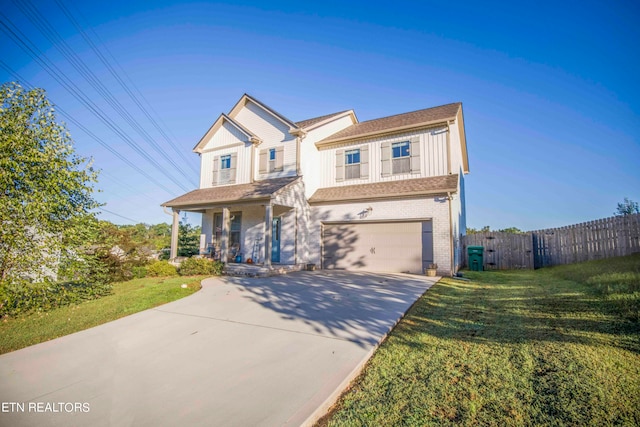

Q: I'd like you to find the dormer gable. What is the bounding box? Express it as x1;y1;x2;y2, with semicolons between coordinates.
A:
193;113;261;154
229;93;300;137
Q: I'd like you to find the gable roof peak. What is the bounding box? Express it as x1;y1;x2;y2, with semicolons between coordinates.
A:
192;112;262;153
295;109;358;130
229;93;299;130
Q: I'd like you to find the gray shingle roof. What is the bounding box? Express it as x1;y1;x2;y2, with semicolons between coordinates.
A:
162;176;299;208
318;102;461;144
295;110;352;129
309;175;459;204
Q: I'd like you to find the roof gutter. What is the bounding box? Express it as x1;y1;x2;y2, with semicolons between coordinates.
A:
309;188;457;205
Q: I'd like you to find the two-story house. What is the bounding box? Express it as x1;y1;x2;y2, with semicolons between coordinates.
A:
162;94;469;276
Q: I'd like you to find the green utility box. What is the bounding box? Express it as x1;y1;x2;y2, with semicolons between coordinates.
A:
468;246;484;271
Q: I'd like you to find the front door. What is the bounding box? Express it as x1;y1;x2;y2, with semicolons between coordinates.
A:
271;217;281;263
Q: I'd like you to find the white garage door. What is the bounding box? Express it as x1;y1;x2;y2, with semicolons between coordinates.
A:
322;221;433;274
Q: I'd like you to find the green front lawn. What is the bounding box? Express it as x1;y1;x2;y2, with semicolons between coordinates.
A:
320;254;640;426
0;276;207;355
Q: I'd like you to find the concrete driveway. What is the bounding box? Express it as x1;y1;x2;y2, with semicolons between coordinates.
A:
0;271;437;427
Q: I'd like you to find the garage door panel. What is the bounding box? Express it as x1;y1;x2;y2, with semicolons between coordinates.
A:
322;222;430;274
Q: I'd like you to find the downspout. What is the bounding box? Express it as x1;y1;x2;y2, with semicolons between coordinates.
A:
294;207;298;265
446;121;452;175
250;141;256;183
296;136;301;176
447;191;454;277
290;129;306;176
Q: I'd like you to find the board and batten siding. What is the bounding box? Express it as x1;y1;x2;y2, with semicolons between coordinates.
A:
234;101;294;145
299;114;356;199
200;144;252;188
318;126;449;188
448;116;465;175
198;120;253;189
255;143;297;180
200;120;249;151
233;101;298;181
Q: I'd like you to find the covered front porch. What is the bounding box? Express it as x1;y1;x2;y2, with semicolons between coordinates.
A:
162;177;304;269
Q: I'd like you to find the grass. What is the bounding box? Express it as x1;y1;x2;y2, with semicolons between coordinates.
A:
0;276;207;355
319;254;640;426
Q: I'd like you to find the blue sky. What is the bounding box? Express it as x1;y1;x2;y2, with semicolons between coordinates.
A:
2;0;639;230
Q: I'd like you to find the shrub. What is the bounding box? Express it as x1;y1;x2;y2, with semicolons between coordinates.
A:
0;280;112;318
179;257;224;276
146;261;178;277
132;266;147;279
211;260;224;276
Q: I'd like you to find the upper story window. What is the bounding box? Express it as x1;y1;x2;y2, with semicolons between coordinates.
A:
212;153;237;185
336;146;369;182
391;141;411;174
269;148;277;171
220;155;232;182
260;146;284;174
221;155;231;169
345;149;361;179
381;138;420;177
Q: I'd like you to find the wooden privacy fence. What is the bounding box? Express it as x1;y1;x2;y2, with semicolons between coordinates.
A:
462;213;640;270
462;232;534;270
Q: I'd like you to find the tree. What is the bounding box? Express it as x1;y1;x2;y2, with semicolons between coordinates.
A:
148;223;171;250
498;227;525;234
466;226;491;234
466;226;525;234
0;82;100;283
177;222;200;257
615;197;639;216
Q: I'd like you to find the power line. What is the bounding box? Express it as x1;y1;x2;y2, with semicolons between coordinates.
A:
56;0;199;176
0;61;178;200
12;0;198;186
0;10;195;193
97;207;144;224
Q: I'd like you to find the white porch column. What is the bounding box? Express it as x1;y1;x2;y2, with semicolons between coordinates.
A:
221;207;230;263
264;203;273;268
170;209;180;259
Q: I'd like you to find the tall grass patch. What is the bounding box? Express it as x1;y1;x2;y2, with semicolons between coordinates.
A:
546;253;640;321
